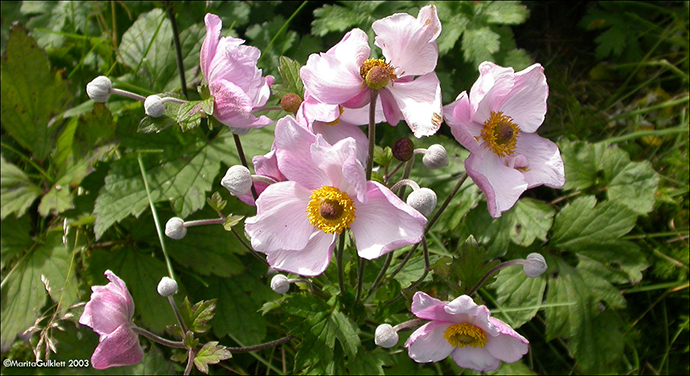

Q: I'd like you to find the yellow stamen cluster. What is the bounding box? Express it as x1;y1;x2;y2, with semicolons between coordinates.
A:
480;111;520;157
307;186;356;234
443;323;488;348
360;58;396;89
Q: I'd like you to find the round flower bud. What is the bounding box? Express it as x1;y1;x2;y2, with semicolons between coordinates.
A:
374;324;399;348
280;93;303;113
523;253;547;278
221;165;253;196
365;66;391;90
157;277;178;297
144;95;165;117
270;274;290;294
422;144;449;169
165;217;187;240
406;188;437;217
86;76;112;103
392;138;415;162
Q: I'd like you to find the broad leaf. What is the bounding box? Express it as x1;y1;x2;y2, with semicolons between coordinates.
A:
194;341;232;374
0;157;42;220
491;263;546;329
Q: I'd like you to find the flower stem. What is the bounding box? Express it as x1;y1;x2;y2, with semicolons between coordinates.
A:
138;153;176;281
131;326;186;349
233;134;259;201
168;295;189;334
183;218;226;227
465;259;524;296
366;90;379;180
184;349;194;375
354;256;366;306
393;318;426;332
165;1;188;98
227;335;294;353
111;88;146;102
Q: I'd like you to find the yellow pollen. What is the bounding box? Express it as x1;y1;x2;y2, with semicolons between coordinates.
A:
444;323;488;348
307;186;356;234
480;111;520;157
325;106;345;126
360;58;396;86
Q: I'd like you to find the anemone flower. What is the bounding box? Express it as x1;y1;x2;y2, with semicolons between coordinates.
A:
79;270;143;369
244;116;426;276
405;292;529;372
201;13;274;131
444;62;565;218
300;5;443;138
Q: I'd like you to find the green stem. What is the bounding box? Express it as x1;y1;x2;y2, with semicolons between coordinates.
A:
258;1;308;64
354;256;366;305
233;134;259;201
131;326;186;349
137;153;176;281
0;142;53;183
227;336;294;353
167;295;189;334
165;1;188;98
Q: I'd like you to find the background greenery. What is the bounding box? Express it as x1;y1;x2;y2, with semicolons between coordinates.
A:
1;1;688;374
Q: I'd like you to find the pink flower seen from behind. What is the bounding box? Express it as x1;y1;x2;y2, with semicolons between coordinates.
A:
405;292;529;372
79;270;143;369
444;62;565;218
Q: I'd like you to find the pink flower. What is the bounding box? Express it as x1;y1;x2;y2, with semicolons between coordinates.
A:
244;116;427;276
405;292;529;372
300;5;443;138
79;270;143;369
444;62;565;218
201;13;274;130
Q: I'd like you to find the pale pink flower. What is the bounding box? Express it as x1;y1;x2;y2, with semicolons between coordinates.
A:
300;5;443;138
444;62;565;218
201;13;274;130
79;270;143;369
405;292;529;372
244;116;426;276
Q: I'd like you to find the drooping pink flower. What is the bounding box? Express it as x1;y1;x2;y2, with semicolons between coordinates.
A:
79;270;143;369
444;62;565;218
244;116;426;276
405;292;529;372
201;13;274;131
300;5;443;138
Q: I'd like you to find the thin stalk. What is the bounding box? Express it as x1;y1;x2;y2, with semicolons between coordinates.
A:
258;1;308;64
138;153;176;281
167;295;189;334
354;256;366;305
366;90;379;180
227;336;294;353
131;326;186;349
165;1;188;98
184;349;194;375
465;259;525;296
233;134;259;201
1;142;53;183
110;88;146;102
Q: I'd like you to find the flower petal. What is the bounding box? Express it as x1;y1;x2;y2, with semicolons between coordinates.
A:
385;72;443;137
499;63;548;133
274;116;329;190
211;79;273;129
79;270;134;336
485;317;530;364
200;14;222;80
265;231;337;277
245;182;314;253
410;291;458;323
350;181;426;259
311;121;369;166
90;323;143;369
465;151;527;218
444;91;481;153
450;346;501;372
514;133;565;189
405;321;454;363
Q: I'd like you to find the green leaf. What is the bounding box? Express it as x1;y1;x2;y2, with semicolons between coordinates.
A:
194;342;233;374
38;185;73;217
484;1;530;25
0;157;42;220
602;145;659;215
462;26;501;67
455;202;513;259
491;263;546;329
179;297;217;334
223;215;244;231
275;56;304;97
349;348;392;375
331;310;361;359
551;196;638;252
435;3;470;55
207;191;227;212
373;146;393;168
0;215;32;269
451;236;500;294
558;139;604;191
1;229;76;351
1;24;72;161
508;198;556;247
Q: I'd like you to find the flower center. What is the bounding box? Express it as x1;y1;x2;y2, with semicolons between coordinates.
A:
480;112;520;157
325;106;344;126
360;58;396;89
307;186;356;234
443;323;487;348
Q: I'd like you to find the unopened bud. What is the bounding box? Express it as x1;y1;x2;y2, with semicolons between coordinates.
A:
270;274;290;294
422;144;448;169
365;66;391;90
157;277;178;297
374;324;399;348
145;95;165;117
392;138;415;162
221;165;253;196
165;217;187;240
523;253;547;278
280;93;303;113
406;188;437;217
86;76;112;103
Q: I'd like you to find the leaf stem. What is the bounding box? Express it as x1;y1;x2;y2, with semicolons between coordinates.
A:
233;134;259;201
227;335;294;353
131;326;186;348
165;1;188;98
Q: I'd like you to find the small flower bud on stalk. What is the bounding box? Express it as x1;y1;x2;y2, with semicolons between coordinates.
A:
421;144;449;169
523;253;547;278
270;274;290;294
406;187;437;217
144;95;165;117
280;93;303;113
221;165;253;196
86;76;112;103
392;138;415;162
157;277;178;297
374;324;399;348
165;217;187;240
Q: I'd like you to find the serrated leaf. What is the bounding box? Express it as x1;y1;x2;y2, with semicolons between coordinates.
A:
373;146;393;168
194;342;232;374
207;191;227;212
602;145;659;215
0;215;32;269
1;24;72;161
277;56;304;97
491;263;546;329
204;276;267;345
484;1;530;25
223;215;244;231
184;298;217;334
331;310;360;358
509;198;556;247
37;185;73;217
452;236;500;294
462;26;501;67
552;196;638;252
0;157;42;220
558;139;604;191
